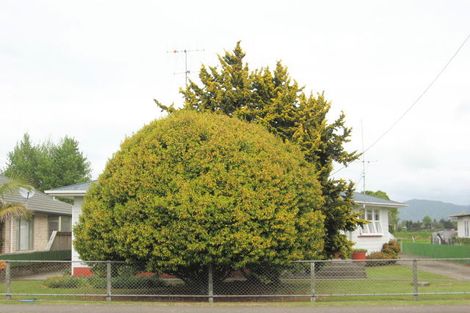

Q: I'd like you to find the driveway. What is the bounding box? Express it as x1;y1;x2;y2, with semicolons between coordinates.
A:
400;255;470;280
1;303;470;313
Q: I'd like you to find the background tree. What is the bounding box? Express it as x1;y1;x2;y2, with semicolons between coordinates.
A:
422;215;432;230
364;190;399;233
75;111;325;284
3;134;91;191
157;43;360;257
439;218;456;230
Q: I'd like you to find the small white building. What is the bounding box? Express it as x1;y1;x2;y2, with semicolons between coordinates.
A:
46;182;405;273
449;213;470;238
349;192;406;253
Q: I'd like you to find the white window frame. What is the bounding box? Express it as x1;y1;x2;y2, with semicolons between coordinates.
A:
360;208;383;235
16;216;34;251
464;220;470;238
48;215;73;238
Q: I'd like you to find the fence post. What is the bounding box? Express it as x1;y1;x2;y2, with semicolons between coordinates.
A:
5;261;11;300
310;261;316;302
412;259;418;301
106;261;112;302
208;263;214;303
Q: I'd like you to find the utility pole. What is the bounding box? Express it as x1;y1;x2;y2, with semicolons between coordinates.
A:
168;48;204;88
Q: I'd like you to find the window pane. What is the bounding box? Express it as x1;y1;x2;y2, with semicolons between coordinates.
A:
374;210;380;221
19;218;31;251
375;221;382;233
48;216;59;238
61;216;72;232
367;210;373;221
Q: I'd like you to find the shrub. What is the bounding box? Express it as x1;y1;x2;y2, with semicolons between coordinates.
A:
87;276;106;289
383;240;400;256
75;110;325;284
87;274;164;289
113;275;164;289
366;240;400;266
43;276;87;288
0;250;71;261
45;273;165;290
366;252;396;266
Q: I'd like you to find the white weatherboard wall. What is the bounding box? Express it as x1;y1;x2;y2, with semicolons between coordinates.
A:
350;206;394;253
457;216;470;238
72;196;85;270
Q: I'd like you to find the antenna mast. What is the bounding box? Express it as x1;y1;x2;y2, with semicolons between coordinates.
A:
168;48;204;87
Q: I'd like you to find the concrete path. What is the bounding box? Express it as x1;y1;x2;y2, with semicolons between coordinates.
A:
1;303;470;313
400;255;470;280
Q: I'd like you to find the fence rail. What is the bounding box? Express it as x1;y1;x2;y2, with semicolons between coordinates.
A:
1;258;470;301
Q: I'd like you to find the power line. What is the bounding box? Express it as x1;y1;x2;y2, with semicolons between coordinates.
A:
363;33;470;154
332;33;470;176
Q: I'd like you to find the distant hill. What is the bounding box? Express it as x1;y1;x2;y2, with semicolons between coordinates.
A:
399;199;470;222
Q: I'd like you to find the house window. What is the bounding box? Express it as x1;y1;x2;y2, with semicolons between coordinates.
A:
361;208;383;235
48;215;72;238
48;216;60;238
17;217;33;251
61;216;72;232
464;220;470;237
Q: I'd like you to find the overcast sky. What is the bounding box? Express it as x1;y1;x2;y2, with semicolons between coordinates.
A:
1;0;469;204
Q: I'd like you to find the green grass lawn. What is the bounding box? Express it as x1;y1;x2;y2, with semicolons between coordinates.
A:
395;231;432;243
315;265;470;296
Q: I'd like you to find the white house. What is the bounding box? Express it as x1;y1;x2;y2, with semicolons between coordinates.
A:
45;181;91;275
349;192;406;252
449;213;470;238
45;182;405;274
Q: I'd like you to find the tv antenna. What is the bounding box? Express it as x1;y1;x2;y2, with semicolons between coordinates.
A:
360;121;377;194
167;48;204;87
19;187;35;200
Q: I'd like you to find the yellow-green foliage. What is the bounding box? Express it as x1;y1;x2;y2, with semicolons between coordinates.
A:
74;111;325;281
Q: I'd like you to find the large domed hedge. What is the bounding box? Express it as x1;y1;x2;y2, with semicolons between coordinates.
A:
74;110;325;281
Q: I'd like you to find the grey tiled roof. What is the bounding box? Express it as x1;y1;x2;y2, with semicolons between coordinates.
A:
47;181;94;192
0;176;71;215
45;180;94;196
353;192;405;208
449;212;470;218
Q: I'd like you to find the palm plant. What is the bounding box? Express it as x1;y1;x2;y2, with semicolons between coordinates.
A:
0;178;32;223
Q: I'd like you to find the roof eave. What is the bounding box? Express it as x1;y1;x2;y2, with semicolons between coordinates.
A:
32;209;72;215
449;214;470;218
44;190;87;197
355;201;407;209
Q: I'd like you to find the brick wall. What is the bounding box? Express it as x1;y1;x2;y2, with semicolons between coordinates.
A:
33;213;49;251
2;217;18;254
1;213;50;253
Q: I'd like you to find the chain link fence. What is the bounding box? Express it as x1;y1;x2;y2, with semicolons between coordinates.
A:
1;258;470;301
